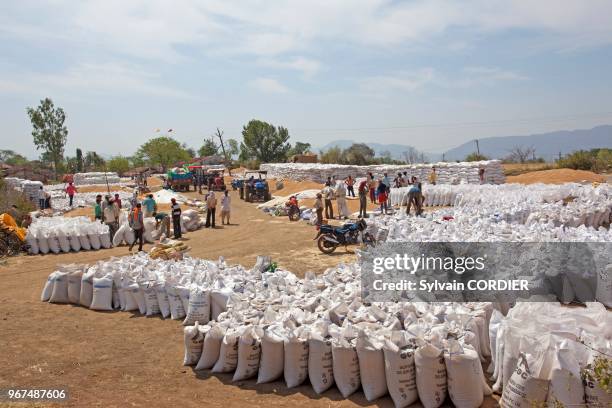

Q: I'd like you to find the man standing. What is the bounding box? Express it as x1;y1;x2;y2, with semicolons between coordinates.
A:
345;175;355;197
142;194;157;218
367;172;377;203
314;193;324;226
358;179;369;218
170;198;182;239
221;190;231;225
336;182;350;219
65;182;77;207
103;199;119;242
114;193;122;209
128;203;144;252
205;191;217;228
94;195;103;221
38;186;46;210
428;167;437;185
323;182;335;219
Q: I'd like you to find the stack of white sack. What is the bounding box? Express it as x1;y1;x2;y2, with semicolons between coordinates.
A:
4;177;24;189
112;211;160;246
181;209;205;232
41;253;498;407
48;191;132;213
73;172;121;185
41;254;258;321
26;216;111;255
153;189;187;204
21;180;44;203
261;160;505;184
489;302;611;408
388;183;612;230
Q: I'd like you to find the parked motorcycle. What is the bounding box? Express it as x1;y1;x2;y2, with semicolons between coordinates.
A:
314;218;375;254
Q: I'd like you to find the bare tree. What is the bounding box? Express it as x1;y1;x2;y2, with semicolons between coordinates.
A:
402;147;421;164
507;145;536;163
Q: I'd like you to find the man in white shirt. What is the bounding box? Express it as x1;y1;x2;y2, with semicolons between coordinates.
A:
221;190;231;225
38;186;46;209
205;191;217;228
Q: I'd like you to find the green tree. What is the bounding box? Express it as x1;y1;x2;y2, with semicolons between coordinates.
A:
0;150;28;166
107;156;130;175
227;138;240;157
27;98;68;178
465;152;489;162
198;137;219;157
342;143;375;165
594;148;612;172
288;141;312;156
135;136;191;171
319;146;343;164
84;151;106;171
65;156;78;173
240;119;291;163
76;148;84;172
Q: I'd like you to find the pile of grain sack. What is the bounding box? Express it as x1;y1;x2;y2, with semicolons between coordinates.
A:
261;160;505;184
40;254;610;407
26;216;112;254
73;172;121;185
388;182;612;229
4;177;44;204
49;191;133;213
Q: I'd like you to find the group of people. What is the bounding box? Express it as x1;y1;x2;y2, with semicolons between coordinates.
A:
200;190;232;228
312;169;435;224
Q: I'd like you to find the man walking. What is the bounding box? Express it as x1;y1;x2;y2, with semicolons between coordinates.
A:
171;198;182;239
205;191;217;228
358;179;369;218
221;190;231;225
103;198;119;242
65;182;77;207
128;203;144;252
323;182;335;219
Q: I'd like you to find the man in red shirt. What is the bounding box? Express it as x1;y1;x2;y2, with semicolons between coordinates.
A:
114;193;122;209
65;182;77;207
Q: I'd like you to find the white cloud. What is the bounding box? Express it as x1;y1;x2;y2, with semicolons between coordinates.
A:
360;66;527;94
360;69;436;94
0;62;193;98
249;77;289;94
257;57;322;79
2;0;612;63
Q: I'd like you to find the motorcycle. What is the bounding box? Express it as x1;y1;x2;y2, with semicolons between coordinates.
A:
314;218;375;254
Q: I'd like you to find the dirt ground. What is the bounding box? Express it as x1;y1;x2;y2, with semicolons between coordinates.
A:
1;178;501;408
505;168;606;184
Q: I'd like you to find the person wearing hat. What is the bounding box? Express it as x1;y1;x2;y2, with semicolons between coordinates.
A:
170;198;182;239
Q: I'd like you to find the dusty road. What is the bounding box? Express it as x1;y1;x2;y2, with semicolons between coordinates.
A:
0;188;381;408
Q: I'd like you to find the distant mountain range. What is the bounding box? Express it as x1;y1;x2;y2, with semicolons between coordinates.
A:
317;125;612;162
443;125;612;161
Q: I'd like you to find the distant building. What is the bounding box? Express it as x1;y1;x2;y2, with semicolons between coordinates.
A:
290;153;318;163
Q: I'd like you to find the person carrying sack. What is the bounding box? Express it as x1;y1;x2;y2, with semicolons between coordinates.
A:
128;203;144;252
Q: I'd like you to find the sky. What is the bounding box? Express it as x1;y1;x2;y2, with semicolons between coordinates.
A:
1;0;612;159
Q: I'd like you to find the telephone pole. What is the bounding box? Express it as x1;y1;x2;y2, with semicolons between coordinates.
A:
475;139;480;155
215;128;231;176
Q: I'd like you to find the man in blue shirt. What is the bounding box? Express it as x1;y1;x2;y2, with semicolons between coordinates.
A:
142;194;157;218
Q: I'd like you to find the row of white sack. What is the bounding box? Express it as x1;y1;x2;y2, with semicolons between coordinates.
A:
370;211;612;242
488;302;611;407
40;268;234;323
73;172;121;185
48;191;133;213
260;160;506;184
183;320;492;408
388;184;612;229
27;216;113;254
